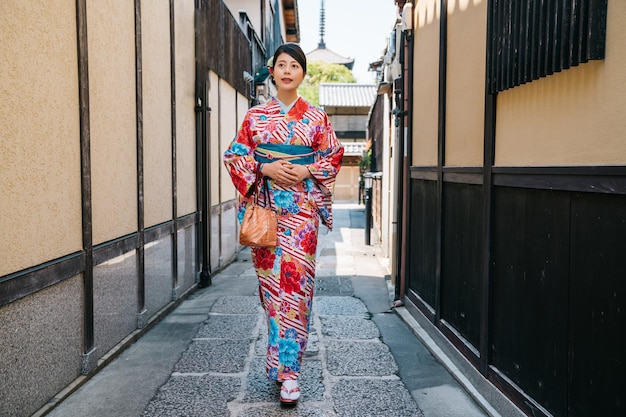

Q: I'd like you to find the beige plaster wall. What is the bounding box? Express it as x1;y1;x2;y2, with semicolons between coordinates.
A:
88;0;138;244
445;0;486;167
334;165;360;202
219;81;239;203
142;0;173;227
209;72;221;207
175;0;197;217
0;1;82;275
412;2;440;166
495;1;626;166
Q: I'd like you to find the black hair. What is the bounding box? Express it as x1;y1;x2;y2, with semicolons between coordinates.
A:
271;43;307;74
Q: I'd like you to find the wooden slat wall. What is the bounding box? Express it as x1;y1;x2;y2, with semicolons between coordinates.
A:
207;0;251;96
487;0;608;93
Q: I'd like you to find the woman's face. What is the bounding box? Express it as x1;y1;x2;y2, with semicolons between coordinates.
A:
272;52;305;93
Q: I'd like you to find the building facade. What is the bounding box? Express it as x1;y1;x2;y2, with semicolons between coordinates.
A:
319;83;377;202
383;1;624;416
0;1;297;416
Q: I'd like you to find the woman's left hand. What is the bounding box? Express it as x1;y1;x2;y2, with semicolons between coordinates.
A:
281;163;312;186
261;161;312;186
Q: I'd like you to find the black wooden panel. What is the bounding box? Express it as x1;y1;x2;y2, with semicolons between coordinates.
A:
206;0;251;95
488;0;608;93
369;95;385;172
0;253;85;307
441;183;483;350
494;172;626;195
407;179;438;308
491;187;569;416
145;221;174;244
568;192;626;417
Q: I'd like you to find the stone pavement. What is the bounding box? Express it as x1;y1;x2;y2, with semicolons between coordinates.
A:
43;204;491;417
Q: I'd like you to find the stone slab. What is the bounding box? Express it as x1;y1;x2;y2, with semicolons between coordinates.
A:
325;340;398;376
142;375;240;417
174;339;251;374
319;315;380;340
332;379;423;417
210;296;263;314
196;314;259;340
313;296;368;316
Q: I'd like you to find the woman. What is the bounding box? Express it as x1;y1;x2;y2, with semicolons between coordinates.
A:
223;43;343;405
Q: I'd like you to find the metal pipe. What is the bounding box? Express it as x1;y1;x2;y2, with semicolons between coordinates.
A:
365;192;371;245
195;2;211;288
198;81;211;289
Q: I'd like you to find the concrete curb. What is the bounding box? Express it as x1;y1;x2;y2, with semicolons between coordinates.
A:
395;306;525;417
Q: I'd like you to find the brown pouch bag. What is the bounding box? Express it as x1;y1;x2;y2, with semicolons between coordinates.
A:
240;178;277;247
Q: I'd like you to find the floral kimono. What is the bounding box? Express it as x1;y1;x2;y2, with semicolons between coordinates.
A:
224;96;343;381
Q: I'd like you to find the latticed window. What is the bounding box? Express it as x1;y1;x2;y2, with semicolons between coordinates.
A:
487;0;608;93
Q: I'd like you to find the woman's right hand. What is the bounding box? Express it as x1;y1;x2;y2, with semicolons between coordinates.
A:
262;160;300;186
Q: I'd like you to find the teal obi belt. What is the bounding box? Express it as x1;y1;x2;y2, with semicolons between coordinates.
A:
254;144;314;165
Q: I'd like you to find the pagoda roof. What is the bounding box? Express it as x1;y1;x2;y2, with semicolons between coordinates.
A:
306;47;355;70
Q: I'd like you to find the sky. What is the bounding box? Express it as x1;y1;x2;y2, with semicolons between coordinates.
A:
296;0;399;84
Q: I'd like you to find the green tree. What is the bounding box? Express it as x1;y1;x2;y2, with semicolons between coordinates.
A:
299;61;356;106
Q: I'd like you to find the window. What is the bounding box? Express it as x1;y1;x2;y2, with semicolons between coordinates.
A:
487;0;608;93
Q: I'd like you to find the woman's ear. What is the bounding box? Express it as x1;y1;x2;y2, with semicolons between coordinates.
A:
269;67;273;75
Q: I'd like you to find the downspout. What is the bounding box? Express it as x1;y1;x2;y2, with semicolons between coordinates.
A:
434;0;447;323
399;23;411;301
195;1;211;288
480;0;497;377
392;77;404;303
198;79;212;289
395;1;414;303
169;0;179;297
402;4;414;301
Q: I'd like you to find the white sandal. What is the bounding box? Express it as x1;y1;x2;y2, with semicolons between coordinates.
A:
280;380;301;404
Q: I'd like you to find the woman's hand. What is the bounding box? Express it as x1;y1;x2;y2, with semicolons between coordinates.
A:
261;160;312;186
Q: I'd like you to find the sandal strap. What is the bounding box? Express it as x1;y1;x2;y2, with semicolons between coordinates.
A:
281;385;301;394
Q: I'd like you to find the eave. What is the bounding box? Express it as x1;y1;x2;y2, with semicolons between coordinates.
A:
282;0;300;43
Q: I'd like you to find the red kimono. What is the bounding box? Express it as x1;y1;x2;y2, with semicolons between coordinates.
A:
224;96;343;381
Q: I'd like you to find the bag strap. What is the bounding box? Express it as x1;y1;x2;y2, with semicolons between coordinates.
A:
245;164;273;210
245;163;264;198
255;177;273;210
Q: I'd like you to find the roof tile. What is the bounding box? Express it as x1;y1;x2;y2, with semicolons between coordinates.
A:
319;83;377;107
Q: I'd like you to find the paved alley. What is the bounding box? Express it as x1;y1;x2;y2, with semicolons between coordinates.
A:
43;205;489;417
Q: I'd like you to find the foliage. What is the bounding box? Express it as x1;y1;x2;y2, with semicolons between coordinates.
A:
359;148;371;174
299;61;356;105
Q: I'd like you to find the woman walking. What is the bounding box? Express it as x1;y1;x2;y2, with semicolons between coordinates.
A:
223;43;343;405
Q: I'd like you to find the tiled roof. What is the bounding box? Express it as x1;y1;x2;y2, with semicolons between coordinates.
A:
319;83;377;108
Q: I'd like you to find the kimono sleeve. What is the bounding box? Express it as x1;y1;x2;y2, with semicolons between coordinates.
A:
307;111;344;196
306;110;344;230
223;112;261;197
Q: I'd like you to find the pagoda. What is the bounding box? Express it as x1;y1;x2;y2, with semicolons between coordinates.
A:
305;0;355;70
